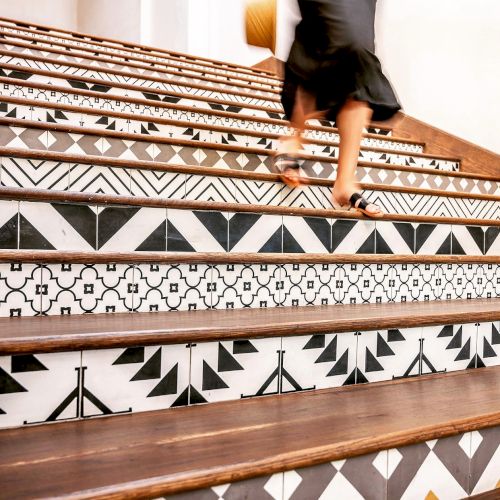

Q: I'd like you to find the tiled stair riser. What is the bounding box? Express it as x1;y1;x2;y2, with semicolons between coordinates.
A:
0;262;498;318
0;84;419;153
0;52;280;109
0;43;279;97
1;200;499;254
157;427;500;499
0;26;281;87
1;323;499;440
1;156;497;197
0;102;460;171
0;126;462;180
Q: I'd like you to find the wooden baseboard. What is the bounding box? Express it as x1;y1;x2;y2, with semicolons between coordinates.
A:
252;56;285;78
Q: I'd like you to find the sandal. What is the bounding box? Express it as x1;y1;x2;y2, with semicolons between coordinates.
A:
349;192;384;218
274;153;302;188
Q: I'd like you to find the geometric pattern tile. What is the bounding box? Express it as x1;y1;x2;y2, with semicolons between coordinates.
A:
470;426;500;495
190;338;282;403
81;344;190;416
387;435;470;499
476;321;500;368
0;351;82;427
281;332;358;389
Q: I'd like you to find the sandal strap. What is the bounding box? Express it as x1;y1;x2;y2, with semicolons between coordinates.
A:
350;192;377;211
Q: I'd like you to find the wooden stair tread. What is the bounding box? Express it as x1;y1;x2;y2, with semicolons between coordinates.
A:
1;298;498;354
2;366;500;499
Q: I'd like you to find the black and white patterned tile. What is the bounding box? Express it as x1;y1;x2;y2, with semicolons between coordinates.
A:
69;162;132;195
0;199;18;249
387;434;470;499
441;264;482;300
420;323;477;375
19;201;97;250
476;321;500;368
211;264;282;309
332;220;376;254
97;206;167;251
281;333;358;389
0;156;70;190
228;212;283;253
133;263;213;312
168;209;228;252
374;221;415;255
284;451;387;500
485;227;500;256
233;178;283;206
185;174;236;203
282;216;332;253
0;263;42;317
40;263;135;315
190;338;282;403
0;351;82;427
357;328;422;383
81;344;190;416
415;224;452;255
163;473;284;500
131;169;186;199
469;426;500;495
389;264;444;302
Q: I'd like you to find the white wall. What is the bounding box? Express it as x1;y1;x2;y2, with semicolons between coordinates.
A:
78;0;141;44
375;0;500;154
0;0;78;30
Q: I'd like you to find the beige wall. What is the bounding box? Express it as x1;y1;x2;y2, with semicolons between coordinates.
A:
0;0;78;30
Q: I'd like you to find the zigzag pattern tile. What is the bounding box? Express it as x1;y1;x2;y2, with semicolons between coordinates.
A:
0;26;281;87
0;52;279;110
0;44;278;99
3;200;499;255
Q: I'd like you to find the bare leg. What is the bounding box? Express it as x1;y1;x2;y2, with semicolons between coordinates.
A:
332;99;382;216
276;86;320;186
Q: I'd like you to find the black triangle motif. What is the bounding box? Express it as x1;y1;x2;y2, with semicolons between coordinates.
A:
375;231;393;254
228;213;261;251
260;227;283;253
355;368;369;384
233;340;258;354
192;132;200;141
436;235;452;255
0;215;18;249
11;355;48;373
45;112;56;123
377;333;395;356
316;336;337;363
52;204;97;248
466;226;485;254
131;348;162;381
491;324;500;345
0;408;5;414
344;368;357;385
140;124;149;135
437;325;454;338
19;215;55;250
475;355;486;368
485;227;500;254
0;367;27;394
194;211;228;250
358;230;376;254
96;116;109;125
394;223;415;251
446;327;462;350
415;224;437;253
331;220;356;252
202;361;229;391
304;334;326;350
171;386;189;407
218;343;244;372
113;347;145;365
167;220;196;252
283;226;305;253
483;338;497;358
326;349;349;376
189;385;208;405
148;364;178;397
450;234;466;255
365;348;384;372
455;338;471;361
387;329;406;342
136;221;166;251
97;207;140;249
148;123;160;132
106;121;116;131
304;217;332;251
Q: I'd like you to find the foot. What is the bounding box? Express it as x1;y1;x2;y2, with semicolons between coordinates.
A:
274;137;303;188
332;186;384;218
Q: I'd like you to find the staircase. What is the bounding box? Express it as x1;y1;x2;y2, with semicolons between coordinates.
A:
0;15;499;500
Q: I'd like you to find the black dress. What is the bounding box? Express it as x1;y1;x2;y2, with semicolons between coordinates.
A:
282;0;401;122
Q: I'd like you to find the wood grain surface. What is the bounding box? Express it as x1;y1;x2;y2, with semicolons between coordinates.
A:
1;367;500;499
0;298;498;354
